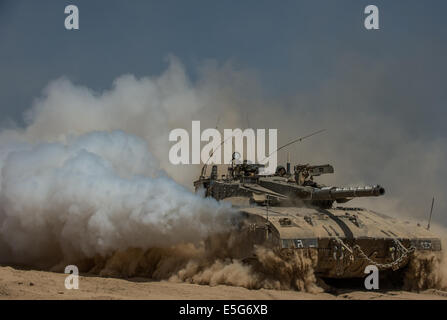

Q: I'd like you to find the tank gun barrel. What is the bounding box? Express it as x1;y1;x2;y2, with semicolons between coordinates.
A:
258;178;385;205
310;185;385;201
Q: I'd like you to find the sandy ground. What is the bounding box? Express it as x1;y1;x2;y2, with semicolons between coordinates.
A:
1;266;447;300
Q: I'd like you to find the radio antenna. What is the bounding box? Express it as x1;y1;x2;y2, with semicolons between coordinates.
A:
200;131;234;178
427;196;435;230
261;129;326;163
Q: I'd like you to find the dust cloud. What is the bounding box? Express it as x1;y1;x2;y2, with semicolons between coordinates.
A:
0;55;445;292
81;239;322;293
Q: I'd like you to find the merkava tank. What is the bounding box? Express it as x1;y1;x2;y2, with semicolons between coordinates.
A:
193;153;442;280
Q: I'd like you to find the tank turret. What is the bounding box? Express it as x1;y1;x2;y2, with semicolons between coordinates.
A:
195;161;386;209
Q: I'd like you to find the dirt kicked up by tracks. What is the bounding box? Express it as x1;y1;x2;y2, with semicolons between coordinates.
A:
2;239;447;300
1;266;447;300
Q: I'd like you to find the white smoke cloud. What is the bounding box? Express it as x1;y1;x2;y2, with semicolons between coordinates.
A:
0;130;233;267
0;56;248;268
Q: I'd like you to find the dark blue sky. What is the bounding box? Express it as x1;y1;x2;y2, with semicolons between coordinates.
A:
1;0;446;128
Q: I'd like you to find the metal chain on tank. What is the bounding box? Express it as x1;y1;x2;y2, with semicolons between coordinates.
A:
336;237;415;270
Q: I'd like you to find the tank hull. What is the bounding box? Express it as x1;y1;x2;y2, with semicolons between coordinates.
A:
227;200;442;278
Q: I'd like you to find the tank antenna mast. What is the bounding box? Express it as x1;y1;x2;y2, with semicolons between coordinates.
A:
200;116;234;178
427;196;435;230
260;129;326;163
200;117;220;178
